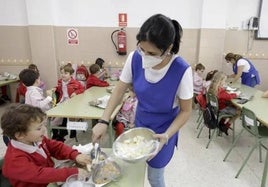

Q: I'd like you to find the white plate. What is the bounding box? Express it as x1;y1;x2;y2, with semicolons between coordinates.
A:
226;86;237;91
96;95;110;109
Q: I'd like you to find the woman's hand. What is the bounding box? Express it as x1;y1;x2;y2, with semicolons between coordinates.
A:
147;133;169;161
75;154;91;166
92;123;108;143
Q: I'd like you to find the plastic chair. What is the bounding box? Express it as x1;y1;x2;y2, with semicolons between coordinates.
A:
223;107;268;180
204;93;236;148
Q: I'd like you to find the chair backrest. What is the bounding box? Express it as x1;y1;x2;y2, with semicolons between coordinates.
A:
207;93;219;117
241;107;259;135
0;158;12;187
195;93;207;109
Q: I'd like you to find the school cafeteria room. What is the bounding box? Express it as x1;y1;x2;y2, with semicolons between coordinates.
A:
1;0;268;187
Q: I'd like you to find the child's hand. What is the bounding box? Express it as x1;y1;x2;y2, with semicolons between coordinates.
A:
75;154;91;166
70;93;77;98
78;168;90;178
46;90;52;97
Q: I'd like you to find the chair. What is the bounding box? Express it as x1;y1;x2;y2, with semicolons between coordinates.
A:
16;82;26;103
223;107;268;180
195;93;207;130
0;158;12;187
203;93;236;148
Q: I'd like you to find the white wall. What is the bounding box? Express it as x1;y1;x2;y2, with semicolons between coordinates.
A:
0;0;261;29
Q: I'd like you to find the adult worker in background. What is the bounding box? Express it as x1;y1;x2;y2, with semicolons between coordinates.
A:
225;52;260;87
91;14;193;187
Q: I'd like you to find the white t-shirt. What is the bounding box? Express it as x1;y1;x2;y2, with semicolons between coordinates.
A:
237;59;250;72
120;51;193;100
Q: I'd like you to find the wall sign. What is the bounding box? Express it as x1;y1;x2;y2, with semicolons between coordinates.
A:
118;13;127;27
67;28;79;45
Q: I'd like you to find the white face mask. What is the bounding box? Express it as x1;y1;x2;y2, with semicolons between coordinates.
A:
142;55;163;69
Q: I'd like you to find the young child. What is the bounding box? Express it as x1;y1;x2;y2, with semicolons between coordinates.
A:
193;63;205;109
54;63;85;103
53;63;85;139
1;104;90;187
195;70;218;109
193;63;205;95
203;70;218;93
95;57;108;80
19;69;52;111
114;91;137;137
16;64;46;103
86;64;109;89
76;64;89;89
208;71;240;135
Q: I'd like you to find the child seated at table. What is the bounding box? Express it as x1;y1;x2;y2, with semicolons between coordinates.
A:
86;64;109;89
76;64;89;89
1;104;90;187
113;90;137;137
193;63;205;108
203;70;218;93
16;64;46;103
19;68;52;111
208;71;241;135
95;57;108;80
53;63;85;140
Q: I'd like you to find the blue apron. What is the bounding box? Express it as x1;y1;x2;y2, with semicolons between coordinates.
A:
233;58;260;87
131;51;189;168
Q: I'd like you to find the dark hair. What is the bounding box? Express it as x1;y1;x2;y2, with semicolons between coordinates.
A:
95;58;105;68
89;64;100;74
19;69;40;87
205;70;218;81
225;53;243;62
1;104;46;140
60;63;74;74
195;63;205;71
136;14;183;54
28;64;39;73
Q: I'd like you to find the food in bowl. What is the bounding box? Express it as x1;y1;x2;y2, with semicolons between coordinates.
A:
92;159;121;184
113;127;159;162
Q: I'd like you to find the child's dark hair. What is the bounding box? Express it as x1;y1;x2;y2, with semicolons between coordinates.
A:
95;58;105;68
136;14;183;54
28;64;39;73
195;63;205;71
60;63;75;74
1;104;46;140
205;70;218;81
89;64;100;74
19;69;40;87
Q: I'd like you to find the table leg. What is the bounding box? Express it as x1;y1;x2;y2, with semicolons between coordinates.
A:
261;149;268;187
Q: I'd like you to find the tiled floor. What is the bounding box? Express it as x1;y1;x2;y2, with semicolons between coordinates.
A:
0;103;267;187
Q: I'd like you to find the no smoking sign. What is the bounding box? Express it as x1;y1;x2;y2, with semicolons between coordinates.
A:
67;28;79;45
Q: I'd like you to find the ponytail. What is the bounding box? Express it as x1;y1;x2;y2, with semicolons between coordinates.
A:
171;20;183;54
